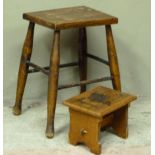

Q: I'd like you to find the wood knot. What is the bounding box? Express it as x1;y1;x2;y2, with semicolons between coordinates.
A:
89;93;107;103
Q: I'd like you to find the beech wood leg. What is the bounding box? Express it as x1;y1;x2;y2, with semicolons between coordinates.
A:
46;30;60;138
105;25;121;91
79;27;87;93
13;22;35;115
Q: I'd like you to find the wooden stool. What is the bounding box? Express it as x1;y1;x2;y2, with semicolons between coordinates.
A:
64;86;137;154
13;6;122;138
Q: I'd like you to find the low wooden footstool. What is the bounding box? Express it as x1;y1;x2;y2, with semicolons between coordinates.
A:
64;86;137;154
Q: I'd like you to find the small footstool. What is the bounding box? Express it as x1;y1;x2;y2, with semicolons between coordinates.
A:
63;86;137;154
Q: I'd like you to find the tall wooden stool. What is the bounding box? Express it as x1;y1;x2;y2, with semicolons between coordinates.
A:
13;6;121;138
64;86;137;154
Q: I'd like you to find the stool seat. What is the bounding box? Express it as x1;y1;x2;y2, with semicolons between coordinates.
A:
64;86;136;118
23;6;118;29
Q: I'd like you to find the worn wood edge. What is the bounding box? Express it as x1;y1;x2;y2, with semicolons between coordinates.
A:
100;96;136;116
63;96;136;118
64;86;137;102
64;101;102;118
23;13;118;30
56;19;118;30
63;86;137;117
23;14;55;29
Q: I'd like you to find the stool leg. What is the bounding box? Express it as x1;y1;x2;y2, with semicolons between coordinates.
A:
105;25;121;91
46;30;60;138
13;22;35;115
112;105;128;139
78;27;87;93
88;124;101;155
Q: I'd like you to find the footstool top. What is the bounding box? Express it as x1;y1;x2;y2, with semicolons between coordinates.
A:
23;6;118;30
64;86;137;118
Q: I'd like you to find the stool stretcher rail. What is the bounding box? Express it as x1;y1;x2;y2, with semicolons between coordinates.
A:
26;61;49;75
27;54;109;75
27;61;78;74
87;53;109;66
58;76;112;90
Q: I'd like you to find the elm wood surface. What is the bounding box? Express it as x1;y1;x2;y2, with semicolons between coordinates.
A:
23;6;118;30
13;6;122;139
64;86;137;154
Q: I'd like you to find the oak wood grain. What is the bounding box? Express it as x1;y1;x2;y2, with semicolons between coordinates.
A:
23;6;118;30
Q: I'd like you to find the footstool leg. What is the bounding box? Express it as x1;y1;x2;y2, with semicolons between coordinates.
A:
90;143;101;155
46;30;60;138
105;25;121;91
78;27;87;93
112;105;128;139
13;22;35;115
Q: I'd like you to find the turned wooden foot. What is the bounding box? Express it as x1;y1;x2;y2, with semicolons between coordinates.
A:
13;106;22;115
13;22;35;115
46;30;60;138
46;124;54;138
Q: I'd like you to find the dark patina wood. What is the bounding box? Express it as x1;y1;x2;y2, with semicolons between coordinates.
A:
105;25;121;91
28;62;78;74
23;6;118;30
13;22;35;115
87;53;109;66
64;86;137;154
58;76;112;90
112;105;128;138
46;30;60;138
79;27;87;93
26;61;49;75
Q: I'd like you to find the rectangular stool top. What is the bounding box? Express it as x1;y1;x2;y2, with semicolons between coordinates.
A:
64;86;137;118
23;6;118;30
